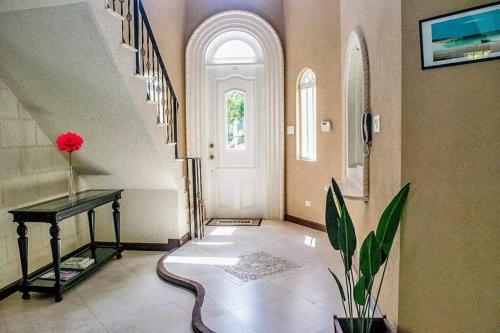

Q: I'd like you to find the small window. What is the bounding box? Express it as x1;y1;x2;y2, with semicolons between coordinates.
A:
226;90;246;150
297;69;317;161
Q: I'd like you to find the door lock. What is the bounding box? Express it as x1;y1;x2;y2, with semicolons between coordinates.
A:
209;143;215;148
209;154;215;160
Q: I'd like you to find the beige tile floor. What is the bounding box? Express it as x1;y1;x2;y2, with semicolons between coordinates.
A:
0;220;346;333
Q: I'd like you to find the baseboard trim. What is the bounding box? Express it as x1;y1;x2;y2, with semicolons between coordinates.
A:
285;214;327;232
168;232;191;248
95;241;170;251
0;244;89;301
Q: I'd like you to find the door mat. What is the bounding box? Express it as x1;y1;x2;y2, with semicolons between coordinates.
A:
206;218;262;226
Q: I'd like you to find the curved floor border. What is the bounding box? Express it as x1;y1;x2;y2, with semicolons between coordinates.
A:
156;251;215;333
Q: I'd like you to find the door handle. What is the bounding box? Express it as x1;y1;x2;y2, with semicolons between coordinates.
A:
209;154;215;160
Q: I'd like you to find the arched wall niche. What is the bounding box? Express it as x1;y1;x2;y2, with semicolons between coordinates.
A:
186;10;285;220
343;30;371;200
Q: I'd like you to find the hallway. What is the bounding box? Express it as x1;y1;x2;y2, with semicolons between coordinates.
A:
0;221;350;333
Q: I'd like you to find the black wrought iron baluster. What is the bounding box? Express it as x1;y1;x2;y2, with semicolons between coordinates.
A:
156;56;161;109
119;0;124;43
160;69;165;124
112;0;116;12
133;0;139;73
126;0;132;46
192;159;198;238
174;99;179;157
141;17;146;76
168;92;172;142
164;77;168;128
151;50;156;102
146;35;151;100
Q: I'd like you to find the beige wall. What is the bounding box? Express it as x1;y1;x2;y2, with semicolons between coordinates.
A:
283;0;342;224
0;78;88;287
399;1;500;332
184;0;285;45
284;0;403;326
340;0;402;327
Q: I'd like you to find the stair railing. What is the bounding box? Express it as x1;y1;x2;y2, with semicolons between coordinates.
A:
107;0;179;158
186;158;205;239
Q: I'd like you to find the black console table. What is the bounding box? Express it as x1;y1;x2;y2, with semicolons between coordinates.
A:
9;190;124;302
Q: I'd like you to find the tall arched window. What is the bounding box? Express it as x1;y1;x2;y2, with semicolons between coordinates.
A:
297;69;317;161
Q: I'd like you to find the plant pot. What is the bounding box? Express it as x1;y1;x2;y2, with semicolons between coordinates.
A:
333;315;392;333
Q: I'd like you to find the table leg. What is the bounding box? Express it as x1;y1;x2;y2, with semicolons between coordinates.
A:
49;224;62;302
112;200;122;259
88;209;96;259
16;222;30;300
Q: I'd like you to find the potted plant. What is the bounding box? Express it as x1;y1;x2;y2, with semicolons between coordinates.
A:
326;178;410;333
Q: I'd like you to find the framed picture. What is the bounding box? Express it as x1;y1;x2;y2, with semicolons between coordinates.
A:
419;1;500;69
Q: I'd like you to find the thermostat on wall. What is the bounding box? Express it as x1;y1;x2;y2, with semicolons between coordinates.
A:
320;120;332;132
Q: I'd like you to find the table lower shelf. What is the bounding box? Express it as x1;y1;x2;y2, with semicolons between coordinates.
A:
23;245;122;295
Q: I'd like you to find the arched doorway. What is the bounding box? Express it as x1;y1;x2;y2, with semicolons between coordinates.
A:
186;11;284;220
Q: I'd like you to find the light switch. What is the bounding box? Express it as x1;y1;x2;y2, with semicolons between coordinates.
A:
373;115;381;133
320;120;332;132
287;125;295;135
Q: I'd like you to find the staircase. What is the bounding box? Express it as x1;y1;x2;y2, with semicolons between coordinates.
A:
0;0;189;243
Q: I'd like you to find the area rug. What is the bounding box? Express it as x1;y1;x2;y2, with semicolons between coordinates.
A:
220;251;302;282
206;218;262;226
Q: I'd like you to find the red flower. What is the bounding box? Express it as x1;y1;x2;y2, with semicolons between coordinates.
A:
56;132;84;152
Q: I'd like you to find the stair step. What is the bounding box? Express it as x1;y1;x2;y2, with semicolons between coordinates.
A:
134;73;148;81
146;100;160;105
120;43;138;53
105;6;125;21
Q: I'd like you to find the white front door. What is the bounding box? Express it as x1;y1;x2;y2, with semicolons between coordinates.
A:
206;66;265;218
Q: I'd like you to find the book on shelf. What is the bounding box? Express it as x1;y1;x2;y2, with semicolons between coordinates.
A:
40;270;80;281
60;257;95;270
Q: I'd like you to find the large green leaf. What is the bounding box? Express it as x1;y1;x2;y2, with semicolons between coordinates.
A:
338;204;356;270
376;183;411;262
331;178;346;212
354;275;368;306
329;268;346;301
360;232;382;277
325;187;340;250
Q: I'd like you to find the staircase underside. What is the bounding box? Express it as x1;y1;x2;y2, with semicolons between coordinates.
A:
0;0;179;189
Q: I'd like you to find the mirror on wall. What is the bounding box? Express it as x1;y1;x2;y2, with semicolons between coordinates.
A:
343;31;370;200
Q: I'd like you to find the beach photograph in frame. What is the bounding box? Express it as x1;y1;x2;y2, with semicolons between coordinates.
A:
420;2;500;69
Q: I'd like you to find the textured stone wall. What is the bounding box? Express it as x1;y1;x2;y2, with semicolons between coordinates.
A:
0;77;88;288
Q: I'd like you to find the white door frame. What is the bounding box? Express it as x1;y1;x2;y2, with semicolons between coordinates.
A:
186;10;284;220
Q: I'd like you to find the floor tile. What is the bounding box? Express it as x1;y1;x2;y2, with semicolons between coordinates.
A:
103;303;193;333
1;221;349;333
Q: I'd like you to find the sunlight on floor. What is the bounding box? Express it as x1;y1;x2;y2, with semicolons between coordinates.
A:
210;227;237;236
164;256;240;266
304;235;316;248
191;241;235;246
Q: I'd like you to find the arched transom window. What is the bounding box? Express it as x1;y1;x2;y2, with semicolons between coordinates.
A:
206;31;262;65
297;69;317;161
214;40;257;63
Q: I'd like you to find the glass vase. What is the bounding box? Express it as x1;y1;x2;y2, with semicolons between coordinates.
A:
68;154;76;201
